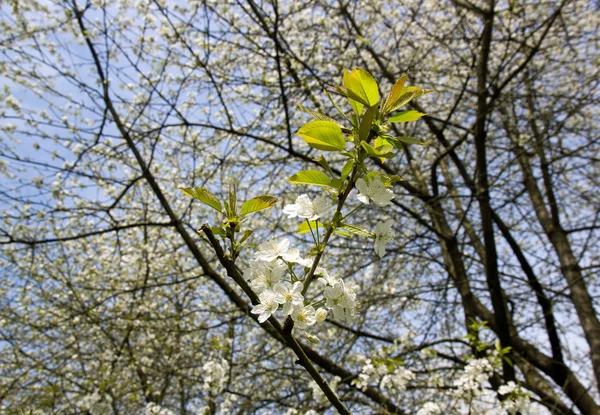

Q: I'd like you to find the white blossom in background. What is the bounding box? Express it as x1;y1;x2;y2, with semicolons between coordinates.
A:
499;381;531;414
355;177;394;206
80;391;112;415
374;219;395;258
274;281;304;315
202;359;229;395
380;366;415;393
454;358;494;398
351;358;387;391
254;238;302;262
145;402;175;415
283;194;332;220
416;402;442;415
251;289;284;323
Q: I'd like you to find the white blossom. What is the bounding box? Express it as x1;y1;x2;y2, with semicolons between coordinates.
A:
145;402;175;415
453;358;494;398
202;359;229;395
283;194;332;220
315;307;328;323
374;219;395;258
380;367;415;393
416;402;442;415
291;304;316;329
251;289;284;323
324;280;357;322
355;176;394;206
274;281;304;315
244;259;287;294
254;239;302;263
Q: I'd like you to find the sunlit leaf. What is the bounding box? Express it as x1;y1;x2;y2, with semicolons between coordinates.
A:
298;104;344;126
296;120;346;151
241;195;278;216
343;68;379;107
358;105;378;141
360;141;394;159
179;186;222;213
339;222;375;238
287;170;331;187
388;110;426;123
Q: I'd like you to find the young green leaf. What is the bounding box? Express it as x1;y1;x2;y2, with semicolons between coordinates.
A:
381;74;407;115
241;195;278;216
364;171;402;187
298;104;344;126
332;86;365;115
287;170;331;187
388;110;426;123
315;155;334;177
381;74;433;115
360;141;395;159
341;159;355;180
179;186;222;213
296;120;346;151
339;222;375;238
343;68;379;107
358;105;378;141
381;136;432;148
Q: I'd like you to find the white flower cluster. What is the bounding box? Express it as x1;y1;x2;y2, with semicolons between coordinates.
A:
380;366;416;393
284;192;396;259
352;358;415;393
202;359;229;395
283;194;333;220
499;381;530;414
80;391;112;415
247;237;357;331
145;402;175;415
453;358;494;398
416;402;442;415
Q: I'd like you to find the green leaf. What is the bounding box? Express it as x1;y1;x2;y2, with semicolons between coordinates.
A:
329;178;343;189
383;136;432;148
298;104;343;126
360;141;394;159
382;74;407;115
332;86;365;115
339;222;375;238
297;220;324;234
381;73;433;115
388;110;426;123
343;68;379;107
323;89;352;123
179;186;222;213
365;172;402;187
287;170;331;187
227;183;238;218
358;105;379;142
296;120;346;151
210;226;225;235
315;155;334;177
241;195;278;216
341;159;355;180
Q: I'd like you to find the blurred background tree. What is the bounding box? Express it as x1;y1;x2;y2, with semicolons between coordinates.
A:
0;0;598;413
